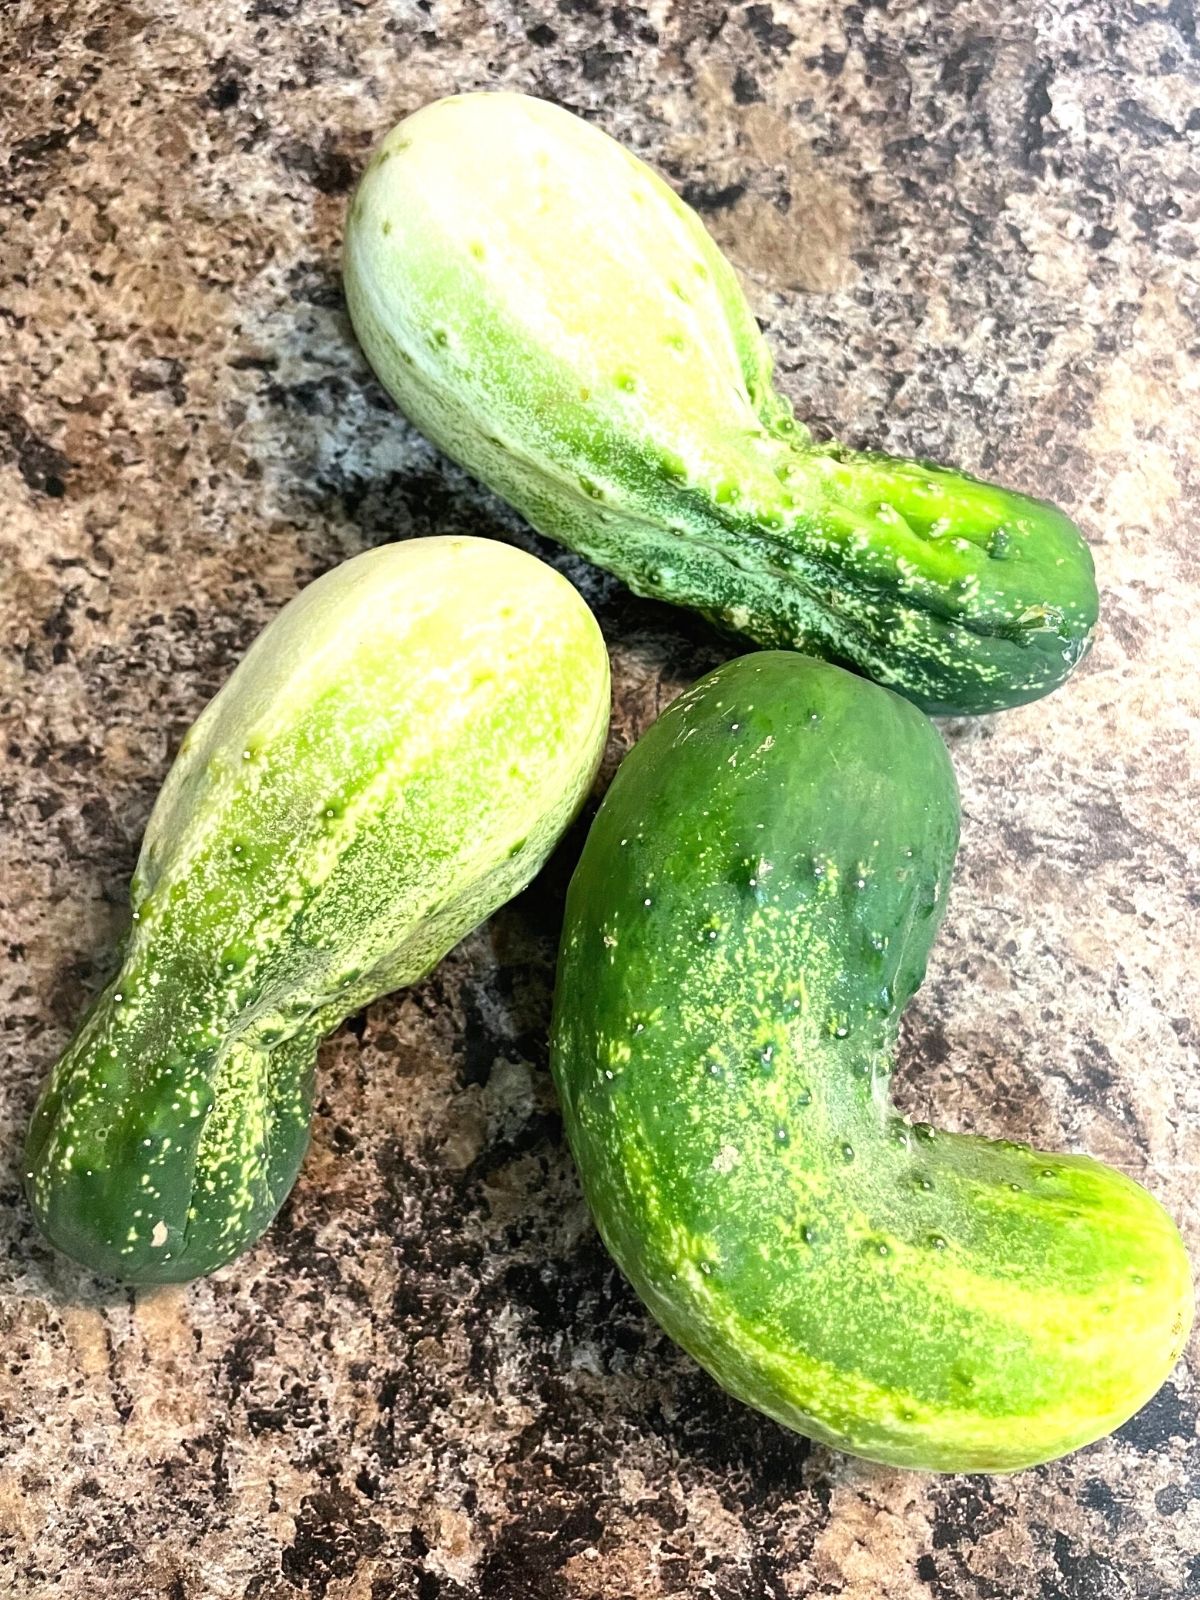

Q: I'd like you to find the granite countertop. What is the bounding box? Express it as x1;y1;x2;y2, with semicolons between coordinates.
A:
2;1;1198;1596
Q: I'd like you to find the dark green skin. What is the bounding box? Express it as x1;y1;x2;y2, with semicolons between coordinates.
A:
351;251;1100;718
551;654;1192;1470
24;994;318;1284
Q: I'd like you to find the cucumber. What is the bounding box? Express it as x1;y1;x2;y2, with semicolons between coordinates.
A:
26;537;610;1283
550;653;1191;1470
344;92;1098;717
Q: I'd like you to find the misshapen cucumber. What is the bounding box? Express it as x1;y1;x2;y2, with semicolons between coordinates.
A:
26;537;610;1283
344;92;1098;717
551;653;1191;1470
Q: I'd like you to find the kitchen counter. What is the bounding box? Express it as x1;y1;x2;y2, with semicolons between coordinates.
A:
1;1;1197;1596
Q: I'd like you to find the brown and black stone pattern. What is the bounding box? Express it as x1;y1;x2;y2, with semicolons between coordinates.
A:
1;1;1197;1596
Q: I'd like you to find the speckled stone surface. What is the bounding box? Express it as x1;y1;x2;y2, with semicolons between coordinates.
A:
2;2;1198;1596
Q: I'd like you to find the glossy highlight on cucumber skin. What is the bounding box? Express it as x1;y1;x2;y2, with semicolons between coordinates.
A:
551;653;1191;1472
344;91;1099;718
25;538;611;1284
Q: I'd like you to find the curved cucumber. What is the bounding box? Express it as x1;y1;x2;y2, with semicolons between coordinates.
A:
26;538;610;1283
344;92;1098;717
551;653;1191;1470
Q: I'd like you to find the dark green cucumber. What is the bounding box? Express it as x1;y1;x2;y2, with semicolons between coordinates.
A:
25;538;610;1283
551;653;1191;1470
344;92;1099;716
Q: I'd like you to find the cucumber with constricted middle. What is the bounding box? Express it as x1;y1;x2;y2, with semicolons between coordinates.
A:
551;652;1191;1470
25;537;610;1283
344;91;1098;717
